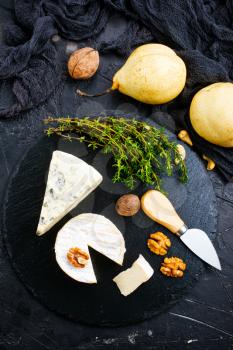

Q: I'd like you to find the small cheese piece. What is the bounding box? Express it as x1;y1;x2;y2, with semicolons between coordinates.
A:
113;255;154;296
55;213;126;283
36;151;103;236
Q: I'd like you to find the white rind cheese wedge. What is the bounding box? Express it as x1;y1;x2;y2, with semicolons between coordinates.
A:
113;255;154;296
55;213;126;283
36;151;103;236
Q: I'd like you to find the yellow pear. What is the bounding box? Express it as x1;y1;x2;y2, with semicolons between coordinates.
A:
190;82;233;147
111;44;187;104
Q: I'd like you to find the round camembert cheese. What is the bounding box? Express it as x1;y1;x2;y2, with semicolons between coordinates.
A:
55;213;126;283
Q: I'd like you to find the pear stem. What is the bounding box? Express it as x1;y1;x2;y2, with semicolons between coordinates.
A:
76;87;112;97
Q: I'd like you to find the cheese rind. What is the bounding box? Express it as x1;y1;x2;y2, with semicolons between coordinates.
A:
36;151;103;236
113;255;154;296
55;220;97;283
55;213;126;283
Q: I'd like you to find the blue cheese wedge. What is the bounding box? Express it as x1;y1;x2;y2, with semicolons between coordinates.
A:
55;213;126;283
113;255;154;296
36;151;103;236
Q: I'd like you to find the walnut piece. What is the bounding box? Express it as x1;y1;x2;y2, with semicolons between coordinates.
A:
67;247;89;268
178;130;193;146
160;257;186;277
175;144;186;164
147;231;171;256
202;154;216;170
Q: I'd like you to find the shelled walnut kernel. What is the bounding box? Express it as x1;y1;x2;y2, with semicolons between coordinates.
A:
67;247;89;268
147;231;171;256
160;257;186;277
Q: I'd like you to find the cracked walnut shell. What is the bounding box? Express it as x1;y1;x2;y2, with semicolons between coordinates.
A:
160;257;186;277
147;231;171;256
68;47;99;80
67;247;89;268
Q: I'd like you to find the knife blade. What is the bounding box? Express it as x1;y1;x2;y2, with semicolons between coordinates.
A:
141;190;221;270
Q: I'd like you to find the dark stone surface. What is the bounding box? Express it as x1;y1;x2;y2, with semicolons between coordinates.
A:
0;2;233;349
2;119;217;327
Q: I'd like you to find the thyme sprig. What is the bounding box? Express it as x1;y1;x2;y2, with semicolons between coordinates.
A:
44;116;188;191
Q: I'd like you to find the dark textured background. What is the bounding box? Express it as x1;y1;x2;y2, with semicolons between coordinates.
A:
0;0;233;349
2;123;217;326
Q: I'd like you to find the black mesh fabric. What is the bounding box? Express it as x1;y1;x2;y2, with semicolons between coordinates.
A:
0;0;232;178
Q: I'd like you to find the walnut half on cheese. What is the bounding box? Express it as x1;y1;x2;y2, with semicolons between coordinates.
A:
113;255;154;296
55;213;126;284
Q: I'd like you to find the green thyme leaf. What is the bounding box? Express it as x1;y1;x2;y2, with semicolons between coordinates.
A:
44;116;188;192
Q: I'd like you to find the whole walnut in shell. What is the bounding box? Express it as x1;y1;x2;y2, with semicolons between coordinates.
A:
68;47;99;80
115;194;140;216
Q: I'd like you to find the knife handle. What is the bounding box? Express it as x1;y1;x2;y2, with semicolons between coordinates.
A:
141;190;185;234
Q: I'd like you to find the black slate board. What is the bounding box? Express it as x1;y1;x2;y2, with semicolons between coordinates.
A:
2;121;217;327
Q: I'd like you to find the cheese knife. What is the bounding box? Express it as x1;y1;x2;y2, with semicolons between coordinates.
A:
141;190;221;270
